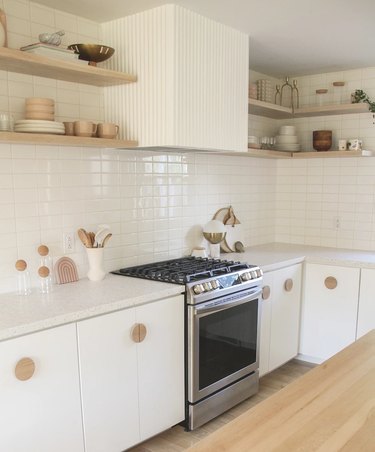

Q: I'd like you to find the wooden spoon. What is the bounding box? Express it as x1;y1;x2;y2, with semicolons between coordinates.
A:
77;228;92;248
88;232;95;247
101;233;112;248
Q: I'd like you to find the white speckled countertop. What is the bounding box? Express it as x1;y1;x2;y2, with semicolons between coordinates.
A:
225;243;375;272
1;242;375;343
0;274;183;342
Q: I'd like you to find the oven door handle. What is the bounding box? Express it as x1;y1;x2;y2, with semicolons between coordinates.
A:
194;287;262;316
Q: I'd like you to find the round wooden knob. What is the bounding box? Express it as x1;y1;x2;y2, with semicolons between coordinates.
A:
262;285;271;300
325;276;337;290
38;266;50;278
38;245;49;256
15;259;27;271
284;279;293;292
131;323;147;343
15;357;35;381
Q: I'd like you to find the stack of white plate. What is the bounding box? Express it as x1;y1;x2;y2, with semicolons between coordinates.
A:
14;120;65;135
275;125;301;152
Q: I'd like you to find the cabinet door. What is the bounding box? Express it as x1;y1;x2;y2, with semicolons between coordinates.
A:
259;272;273;377
357;268;375;338
0;324;84;452
300;264;360;361
77;308;140;452
269;264;302;371
136;295;185;440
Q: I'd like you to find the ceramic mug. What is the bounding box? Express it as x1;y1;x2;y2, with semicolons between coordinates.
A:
348;139;362;151
97;122;119;139
74;121;97;137
338;139;347;151
63;121;74;136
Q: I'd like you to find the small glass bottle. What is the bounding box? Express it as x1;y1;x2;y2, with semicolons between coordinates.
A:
39;266;52;293
316;89;328;106
15;259;32;295
332;81;345;104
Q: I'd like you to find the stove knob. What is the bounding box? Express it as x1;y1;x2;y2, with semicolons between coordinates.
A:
241;272;251;282
193;284;204;294
211;279;219;289
256;268;263;277
203;282;212;291
251;271;258;279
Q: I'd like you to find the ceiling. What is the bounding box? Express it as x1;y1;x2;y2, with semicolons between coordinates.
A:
37;0;375;77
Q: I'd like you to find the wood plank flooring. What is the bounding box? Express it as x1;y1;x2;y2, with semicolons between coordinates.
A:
130;360;313;452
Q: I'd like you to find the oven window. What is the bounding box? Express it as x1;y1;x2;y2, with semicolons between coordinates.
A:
199;300;258;390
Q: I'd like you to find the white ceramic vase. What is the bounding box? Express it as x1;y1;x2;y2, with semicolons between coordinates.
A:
86;248;106;281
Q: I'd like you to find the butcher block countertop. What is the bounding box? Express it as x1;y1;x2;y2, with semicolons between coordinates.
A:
189;330;375;452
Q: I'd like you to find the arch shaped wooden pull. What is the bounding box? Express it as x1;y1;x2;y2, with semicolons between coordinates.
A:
284;279;293;292
262;285;271;300
15;357;35;381
325;276;337;290
131;323;147;343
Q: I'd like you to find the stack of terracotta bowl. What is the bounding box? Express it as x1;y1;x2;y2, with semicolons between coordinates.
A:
25;98;55;121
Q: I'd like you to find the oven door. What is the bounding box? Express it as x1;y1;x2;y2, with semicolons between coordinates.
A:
188;287;261;403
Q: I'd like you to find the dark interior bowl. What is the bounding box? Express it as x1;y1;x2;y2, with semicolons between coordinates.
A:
68;44;115;64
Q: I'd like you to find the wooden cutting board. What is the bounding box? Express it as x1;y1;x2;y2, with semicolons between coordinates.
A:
0;9;8;47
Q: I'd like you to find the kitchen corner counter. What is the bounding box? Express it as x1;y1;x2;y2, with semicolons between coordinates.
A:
225;242;375;272
0;274;183;342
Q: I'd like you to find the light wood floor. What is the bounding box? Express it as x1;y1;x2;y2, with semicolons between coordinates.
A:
130;360;313;452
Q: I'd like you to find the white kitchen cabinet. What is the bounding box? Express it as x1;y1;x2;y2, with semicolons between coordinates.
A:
259;264;302;376
259;271;272;377
357;268;375;338
103;4;249;151
77;295;184;452
300;263;360;362
0;324;84;452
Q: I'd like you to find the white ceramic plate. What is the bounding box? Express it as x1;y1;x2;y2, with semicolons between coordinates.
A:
276;135;298;144
14;127;65;134
15;120;64;127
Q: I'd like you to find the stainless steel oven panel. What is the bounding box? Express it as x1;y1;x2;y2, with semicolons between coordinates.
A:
186;270;262;305
188;287;262;403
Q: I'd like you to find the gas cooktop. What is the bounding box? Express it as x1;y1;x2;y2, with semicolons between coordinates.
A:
112;256;253;285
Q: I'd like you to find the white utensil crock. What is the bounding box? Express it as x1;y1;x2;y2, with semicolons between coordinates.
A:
86;248;106;281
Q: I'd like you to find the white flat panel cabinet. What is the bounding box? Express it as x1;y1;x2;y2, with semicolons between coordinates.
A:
268;264;302;371
259;272;272;377
77;306;139;452
300;264;360;361
357;268;375;338
259;264;302;376
0;324;84;452
137;296;185;439
77;295;185;452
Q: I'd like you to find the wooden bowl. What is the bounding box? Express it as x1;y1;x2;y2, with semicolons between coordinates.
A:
67;44;115;66
313;130;332;152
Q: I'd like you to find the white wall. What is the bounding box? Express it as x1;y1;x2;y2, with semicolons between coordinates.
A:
0;0;104;123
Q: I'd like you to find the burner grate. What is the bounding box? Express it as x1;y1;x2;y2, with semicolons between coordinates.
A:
112;256;250;284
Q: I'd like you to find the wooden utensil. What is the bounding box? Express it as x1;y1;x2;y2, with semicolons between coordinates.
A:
88;232;95;247
77;228;92;248
0;9;8;47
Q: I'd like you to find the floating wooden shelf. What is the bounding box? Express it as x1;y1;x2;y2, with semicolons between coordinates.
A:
248;98;370;119
0;132;137;149
246;149;365;159
0;47;137;86
248;99;292;119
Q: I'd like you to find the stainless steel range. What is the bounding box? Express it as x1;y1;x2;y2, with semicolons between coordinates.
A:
112;257;263;430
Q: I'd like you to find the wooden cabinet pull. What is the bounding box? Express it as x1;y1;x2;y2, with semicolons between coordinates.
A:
284;279;293;292
131;323;147;343
325;276;337;290
262;285;271;300
15;357;35;381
